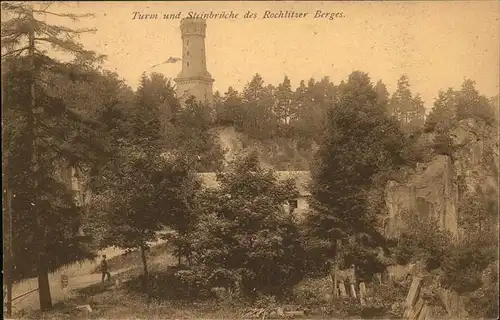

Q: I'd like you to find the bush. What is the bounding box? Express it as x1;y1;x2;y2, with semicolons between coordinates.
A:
465;261;499;319
393;212;453;270
292;276;333;308
432;133;456;156
441;244;496;294
364;281;409;318
127;267;213;300
325;297;362;318
188;153;306;297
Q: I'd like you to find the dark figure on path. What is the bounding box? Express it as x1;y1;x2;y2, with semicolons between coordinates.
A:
101;255;111;284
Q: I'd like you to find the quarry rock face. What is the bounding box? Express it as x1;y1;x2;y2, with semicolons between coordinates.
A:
384;155;459;238
384;119;498;239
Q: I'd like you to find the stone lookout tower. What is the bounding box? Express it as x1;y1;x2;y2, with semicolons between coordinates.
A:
174;18;214;106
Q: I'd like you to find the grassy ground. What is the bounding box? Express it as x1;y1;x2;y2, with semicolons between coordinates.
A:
10;243;171;316
14;285;243;319
11;242;348;319
12;242;246;319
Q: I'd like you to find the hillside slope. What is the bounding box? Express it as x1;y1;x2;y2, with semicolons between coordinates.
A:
211;126;317;170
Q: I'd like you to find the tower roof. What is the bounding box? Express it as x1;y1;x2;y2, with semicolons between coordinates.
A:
180;18;207;26
180;18;207;37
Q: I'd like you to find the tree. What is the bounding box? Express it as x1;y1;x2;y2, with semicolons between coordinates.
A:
456;79;496;124
241;74;277;139
388;75;412;123
2;2;105;311
409;94;426;130
274;75;295;129
216;86;245;128
306;71;408;281
425;88;457;133
132;73;167;150
389;75;425;132
375;80;390;109
95;148;201;298
175;98;225;172
292;78;331;143
189;152;305;296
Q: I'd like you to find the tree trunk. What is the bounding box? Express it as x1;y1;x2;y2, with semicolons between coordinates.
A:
37;256;52;311
29;7;53;312
331;260;338;300
330;239;342;301
140;245;150;299
3;186;13;317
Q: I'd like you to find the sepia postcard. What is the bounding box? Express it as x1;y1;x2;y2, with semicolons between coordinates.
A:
2;1;499;319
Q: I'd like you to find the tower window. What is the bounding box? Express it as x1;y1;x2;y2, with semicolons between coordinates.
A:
187;40;189;45
187;62;189;67
187;51;190;57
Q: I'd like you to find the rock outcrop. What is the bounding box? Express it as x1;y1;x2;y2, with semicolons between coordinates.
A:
384;118;498;239
212;126;315;170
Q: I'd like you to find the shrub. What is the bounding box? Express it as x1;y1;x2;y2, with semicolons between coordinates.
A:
292;276;333;308
432;133;456;156
325;297;362;318
465;261;499;319
364;281;409;318
188;153;306;297
441;244;496;294
393;212;453;270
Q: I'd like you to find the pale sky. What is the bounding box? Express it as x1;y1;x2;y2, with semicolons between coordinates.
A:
35;1;499;108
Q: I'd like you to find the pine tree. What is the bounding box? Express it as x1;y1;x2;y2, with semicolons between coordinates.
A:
375;80;390;111
409;93;426;130
456;79;496;124
2;2;106;311
389;75;413;125
274;75;295;127
241;74;277;139
425;88;457;133
306;71;407;283
389;75;426;132
216;86;243;127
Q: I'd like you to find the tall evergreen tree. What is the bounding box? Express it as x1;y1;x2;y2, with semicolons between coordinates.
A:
274;75;295;127
375;79;390;111
306;71;408;280
425;88;457;133
2;2;105;311
132;72;166;150
389;75;426;132
241;74;277;139
456;79;496;124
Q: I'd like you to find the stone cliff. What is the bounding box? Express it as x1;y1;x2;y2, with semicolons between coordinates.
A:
212;126;316;170
384;118;498;239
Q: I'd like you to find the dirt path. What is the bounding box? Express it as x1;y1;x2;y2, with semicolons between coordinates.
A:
11;267;134;313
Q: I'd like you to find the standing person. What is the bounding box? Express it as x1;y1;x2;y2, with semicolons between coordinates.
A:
101;255;111;284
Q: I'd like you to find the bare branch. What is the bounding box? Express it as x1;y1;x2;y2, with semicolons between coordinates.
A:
35;19;97;37
1;46;29;59
41;2;52;12
32;9;94;21
1;2;31;15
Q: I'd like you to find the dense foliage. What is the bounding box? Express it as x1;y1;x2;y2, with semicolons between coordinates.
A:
2;4;498;317
305;71;410;280
1;2;108;310
185;152;305;296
